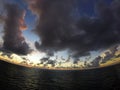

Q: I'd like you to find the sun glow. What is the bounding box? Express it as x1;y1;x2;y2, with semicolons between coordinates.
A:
26;51;45;64
0;47;120;70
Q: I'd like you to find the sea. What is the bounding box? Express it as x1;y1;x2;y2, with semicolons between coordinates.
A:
0;60;120;90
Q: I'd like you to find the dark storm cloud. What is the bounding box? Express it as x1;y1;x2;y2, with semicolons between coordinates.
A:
28;0;120;58
0;0;5;23
3;3;30;55
29;0;76;56
76;0;120;56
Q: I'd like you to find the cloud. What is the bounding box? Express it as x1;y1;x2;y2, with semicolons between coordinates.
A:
27;0;120;59
76;0;120;55
0;0;5;23
27;0;76;56
3;3;30;55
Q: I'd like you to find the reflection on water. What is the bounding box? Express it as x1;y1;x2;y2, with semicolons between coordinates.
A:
0;60;120;90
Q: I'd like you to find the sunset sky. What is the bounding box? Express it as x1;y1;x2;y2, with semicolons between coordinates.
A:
0;0;119;62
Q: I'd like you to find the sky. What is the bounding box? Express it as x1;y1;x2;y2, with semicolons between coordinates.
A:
0;0;120;62
2;0;113;41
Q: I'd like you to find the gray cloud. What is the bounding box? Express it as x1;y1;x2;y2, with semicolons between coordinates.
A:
28;0;120;59
3;3;30;55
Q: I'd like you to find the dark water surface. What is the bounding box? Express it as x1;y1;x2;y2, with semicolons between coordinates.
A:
0;60;120;90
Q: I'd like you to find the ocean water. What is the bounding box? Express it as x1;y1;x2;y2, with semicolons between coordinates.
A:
0;60;120;90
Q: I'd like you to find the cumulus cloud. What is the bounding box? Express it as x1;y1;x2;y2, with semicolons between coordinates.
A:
3;3;30;55
27;0;120;59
